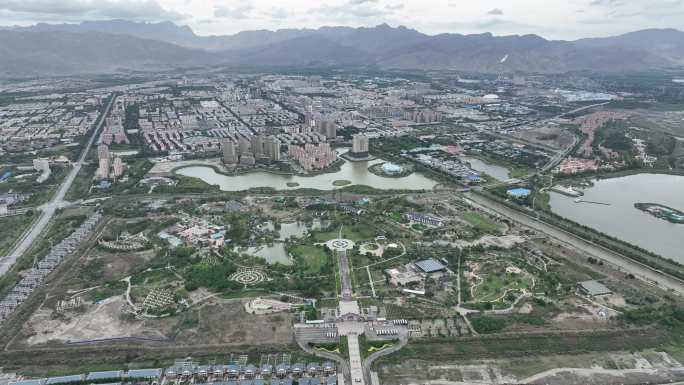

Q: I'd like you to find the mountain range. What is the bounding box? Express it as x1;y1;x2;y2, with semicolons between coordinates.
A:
1;20;684;77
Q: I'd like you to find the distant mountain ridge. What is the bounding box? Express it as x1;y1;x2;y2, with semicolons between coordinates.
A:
1;20;684;76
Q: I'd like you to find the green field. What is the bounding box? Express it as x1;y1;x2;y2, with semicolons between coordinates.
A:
0;214;34;256
411;223;428;231
463;212;503;235
65;164;96;201
310;222;377;243
290;244;329;275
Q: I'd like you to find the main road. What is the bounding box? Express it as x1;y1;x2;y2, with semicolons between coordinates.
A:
0;94;115;276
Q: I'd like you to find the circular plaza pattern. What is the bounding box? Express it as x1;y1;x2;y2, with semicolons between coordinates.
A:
325;238;355;252
229;268;267;285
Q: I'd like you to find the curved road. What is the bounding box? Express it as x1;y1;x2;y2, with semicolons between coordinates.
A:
362;333;408;384
0;94;115;276
297;338;350;383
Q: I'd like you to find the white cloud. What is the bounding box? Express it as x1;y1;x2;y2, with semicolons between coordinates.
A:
0;0;185;21
214;0;254;19
0;0;682;40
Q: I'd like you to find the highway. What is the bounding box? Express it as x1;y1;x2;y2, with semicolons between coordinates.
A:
558;101;611;118
0;94;115;276
465;192;684;295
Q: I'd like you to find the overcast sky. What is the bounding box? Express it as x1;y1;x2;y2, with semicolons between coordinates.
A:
0;0;683;39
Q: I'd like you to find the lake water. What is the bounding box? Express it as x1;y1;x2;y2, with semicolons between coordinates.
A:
549;173;684;262
245;220;330;264
176;157;438;191
461;156;511;180
243;243;292;265
260;219;330;240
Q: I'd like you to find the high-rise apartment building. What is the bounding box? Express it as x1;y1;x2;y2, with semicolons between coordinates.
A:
221;139;238;164
351;134;369;158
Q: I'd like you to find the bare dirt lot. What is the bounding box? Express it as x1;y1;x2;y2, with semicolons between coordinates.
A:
378;351;684;385
95;249;156;281
24;296;154;345
513;125;576;150
174;299;296;346
20;296;295;348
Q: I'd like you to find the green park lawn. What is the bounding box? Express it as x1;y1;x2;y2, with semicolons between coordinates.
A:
463;211;504;235
471;267;533;303
290;244;329;275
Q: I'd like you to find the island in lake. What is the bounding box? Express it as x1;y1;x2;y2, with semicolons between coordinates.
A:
634;203;684;224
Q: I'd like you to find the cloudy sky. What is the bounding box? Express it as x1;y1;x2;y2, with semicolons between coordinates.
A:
0;0;683;39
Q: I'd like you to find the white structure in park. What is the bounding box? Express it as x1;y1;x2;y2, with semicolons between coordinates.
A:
33;158;51;183
381;162;403;175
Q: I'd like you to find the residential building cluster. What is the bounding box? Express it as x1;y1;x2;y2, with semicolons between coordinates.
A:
96;144;126;180
0;93;104;152
7;358;339;385
557;157;599;174
0;212;102;323
99;97;129;145
222;134;281;165
288;142;338;172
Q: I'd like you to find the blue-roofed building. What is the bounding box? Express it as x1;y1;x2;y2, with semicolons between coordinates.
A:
243;364;257;378
404;212;444;227
275;364;289;377
126;368;162;379
322;362;335;375
87;371;123;381
414;258;446;274
465;174;483;183
0;171;12;182
225;364;240;378
45;376;82;385
260;364;273;376
326;376;337;385
506;188;531;199
212;365;227;377
291;363;305;376
196;365;211;377
307;363;320;375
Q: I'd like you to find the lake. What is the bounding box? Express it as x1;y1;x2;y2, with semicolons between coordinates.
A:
245;220;330;264
461;156;511;180
549;173;684;262
243;243;292;265
259;219;331;241
176;157;438;191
